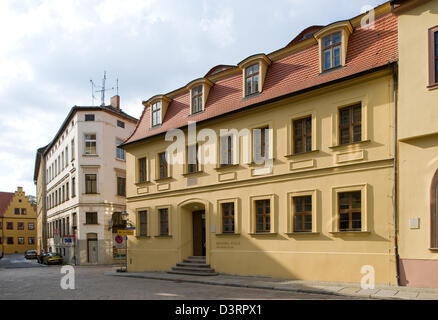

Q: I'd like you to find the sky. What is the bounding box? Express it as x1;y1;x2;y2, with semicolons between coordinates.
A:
0;0;387;196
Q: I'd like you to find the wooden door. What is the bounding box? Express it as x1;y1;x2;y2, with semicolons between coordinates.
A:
192;210;206;256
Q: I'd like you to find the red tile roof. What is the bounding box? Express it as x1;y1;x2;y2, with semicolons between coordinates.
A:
125;12;398;146
0;192;14;218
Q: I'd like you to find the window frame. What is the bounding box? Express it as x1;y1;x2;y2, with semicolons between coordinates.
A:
85;174;97;194
151;101;162;127
137;209;150;237
85;212;98;225
293;116;312;155
322;32;342;71
217;198;240;235
428;26;438;88
116;138;125;161
158;207;170;236
85;114;95;121
84;134;97;155
191;85;203;114
158;152;169;180
186;144;200;174
117;176;126;197
138;157;148;183
245;63;260;96
338;103;362;145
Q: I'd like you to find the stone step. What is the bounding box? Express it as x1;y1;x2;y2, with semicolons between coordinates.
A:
172;266;216;273
168;269;219;276
187;256;206;261
183;259;207;264
177;262;211;268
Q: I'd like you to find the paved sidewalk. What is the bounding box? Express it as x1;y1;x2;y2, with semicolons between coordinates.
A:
105;270;438;300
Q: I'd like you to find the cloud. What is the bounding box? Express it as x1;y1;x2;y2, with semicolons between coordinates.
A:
0;0;387;195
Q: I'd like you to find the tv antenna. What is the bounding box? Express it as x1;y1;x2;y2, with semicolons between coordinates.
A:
90;71;114;106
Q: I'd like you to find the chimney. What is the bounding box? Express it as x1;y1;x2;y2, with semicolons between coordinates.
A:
17;186;23;193
110;95;120;109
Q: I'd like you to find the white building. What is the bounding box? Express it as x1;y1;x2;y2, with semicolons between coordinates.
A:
43;96;137;265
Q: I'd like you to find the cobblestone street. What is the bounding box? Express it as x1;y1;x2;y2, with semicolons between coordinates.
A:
0;255;360;300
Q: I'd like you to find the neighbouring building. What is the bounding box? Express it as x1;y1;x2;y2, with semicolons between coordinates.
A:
34;145;48;254
394;0;438;288
122;2;401;284
0;187;37;254
36;96;137;265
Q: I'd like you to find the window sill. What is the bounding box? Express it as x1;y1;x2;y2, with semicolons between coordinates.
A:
320;65;345;75
285;150;319;159
248;159;275;167
248;232;277;236
82;154;99;157
116;194;126;198
286;232;320;236
216;233;241;237
150;124;162;130
214;164;240;171
429;248;438;252
188;110;205;117
329;231;371;236
135;181;152;187
183;171;204;177
83;223;100;226
155;177;172;183
115;158;126;162
329;140;371;150
242;92;262;101
427;83;438;91
82;193;100;196
155;235;172;238
136;236;151;239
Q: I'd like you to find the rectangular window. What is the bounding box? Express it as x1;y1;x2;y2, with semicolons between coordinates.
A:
65;147;68;167
293;117;312;154
293;196;312;232
7;222;13;230
28;223;35;230
245;64;259;96
28;237;35;245
85;134;97;155
17;222;24;230
7;237;13;244
85;174;97;194
71;139;75;161
18;237;24;245
71;177;76;198
158;152;168;179
138;157;147;183
253;126;269;160
159;208;169;236
62;185;65;203
85;212;98;225
152;101;162;127
139;211;148;236
220;136;234;167
339;191;362;232
21;208;26;215
191;85;203;114
117;177;126;197
222;202;235;234
322;32;341;71
85;114;95;121
255;199;271;233
339;104;362;145
14;208;19;215
187;144;199;174
61;152;64;170
66;182;69;201
117;120;125;128
428;27;438;86
116;139;125;160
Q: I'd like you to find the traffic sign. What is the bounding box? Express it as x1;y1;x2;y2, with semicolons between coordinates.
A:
115;235;124;244
117;229;134;236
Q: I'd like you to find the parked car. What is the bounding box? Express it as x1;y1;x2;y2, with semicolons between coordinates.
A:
24;250;38;260
43;252;63;265
37;251;48;264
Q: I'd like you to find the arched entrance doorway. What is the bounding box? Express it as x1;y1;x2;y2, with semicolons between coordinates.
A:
178;199;209;259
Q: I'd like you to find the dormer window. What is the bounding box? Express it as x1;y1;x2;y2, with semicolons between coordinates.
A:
245;64;259;96
238;54;271;98
191;85;203;114
314;21;353;74
151;101;162;127
322;32;341;71
186;78;213;115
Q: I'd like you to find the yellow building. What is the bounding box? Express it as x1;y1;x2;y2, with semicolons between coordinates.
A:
394;0;438;288
0;187;37;254
122;1;402;285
